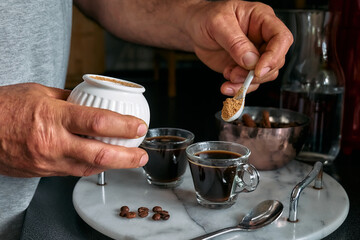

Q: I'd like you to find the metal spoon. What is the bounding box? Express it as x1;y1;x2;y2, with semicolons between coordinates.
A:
221;70;255;122
191;200;283;240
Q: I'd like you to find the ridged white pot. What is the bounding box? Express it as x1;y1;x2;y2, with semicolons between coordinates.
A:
67;74;150;147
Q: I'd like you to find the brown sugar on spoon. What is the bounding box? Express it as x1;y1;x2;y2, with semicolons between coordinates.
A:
221;98;243;120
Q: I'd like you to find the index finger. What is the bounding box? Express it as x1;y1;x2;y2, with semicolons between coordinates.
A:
65;135;149;173
63;103;148;139
248;10;293;76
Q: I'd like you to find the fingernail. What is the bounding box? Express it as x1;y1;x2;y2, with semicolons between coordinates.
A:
242;52;259;69
137;123;148;137
260;67;271;77
224;87;235;96
139;154;148;167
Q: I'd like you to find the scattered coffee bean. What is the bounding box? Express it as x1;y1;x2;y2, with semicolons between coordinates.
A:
120;206;129;213
119;206;130;217
157;210;170;220
158;210;168;215
119;211;127;217
161;214;170;220
152;206;162;212
152;213;161;221
126;212;137;219
138;211;149;218
138;207;149;213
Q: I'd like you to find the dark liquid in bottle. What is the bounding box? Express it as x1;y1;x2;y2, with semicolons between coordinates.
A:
142;136;187;182
188;150;241;202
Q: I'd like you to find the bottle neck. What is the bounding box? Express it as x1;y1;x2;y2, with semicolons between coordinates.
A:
284;10;344;89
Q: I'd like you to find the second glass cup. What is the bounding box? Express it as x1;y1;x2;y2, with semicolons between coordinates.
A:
140;128;195;188
186;141;260;209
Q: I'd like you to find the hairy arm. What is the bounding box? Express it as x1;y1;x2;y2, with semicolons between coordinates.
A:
74;0;293;95
74;0;198;51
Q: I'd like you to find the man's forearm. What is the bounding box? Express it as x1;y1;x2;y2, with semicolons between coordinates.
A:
74;0;201;51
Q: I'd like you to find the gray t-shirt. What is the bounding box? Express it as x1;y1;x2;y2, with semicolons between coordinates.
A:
0;1;72;239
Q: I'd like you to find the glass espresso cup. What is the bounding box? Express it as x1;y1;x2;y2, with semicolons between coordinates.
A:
140;128;195;188
186;141;260;209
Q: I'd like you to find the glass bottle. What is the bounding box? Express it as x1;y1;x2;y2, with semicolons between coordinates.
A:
280;10;345;165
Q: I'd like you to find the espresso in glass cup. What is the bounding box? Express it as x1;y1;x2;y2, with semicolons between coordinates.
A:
140;128;194;188
186;141;260;209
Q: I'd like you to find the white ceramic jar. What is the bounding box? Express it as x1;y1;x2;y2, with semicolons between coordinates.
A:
67;74;150;147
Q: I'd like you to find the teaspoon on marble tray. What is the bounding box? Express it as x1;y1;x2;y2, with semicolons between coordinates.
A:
191;200;283;240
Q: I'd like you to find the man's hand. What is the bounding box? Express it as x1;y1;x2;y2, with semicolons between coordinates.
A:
0;83;148;177
185;1;293;95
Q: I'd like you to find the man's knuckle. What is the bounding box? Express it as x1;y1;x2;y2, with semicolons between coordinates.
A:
89;113;107;133
128;153;139;167
82;166;95;177
27;132;46;158
210;14;223;28
286;31;294;45
93;148;110;167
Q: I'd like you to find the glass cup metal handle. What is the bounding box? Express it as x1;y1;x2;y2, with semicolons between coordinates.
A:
235;163;260;193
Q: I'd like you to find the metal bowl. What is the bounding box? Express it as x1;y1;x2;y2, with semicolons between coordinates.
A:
215;107;310;170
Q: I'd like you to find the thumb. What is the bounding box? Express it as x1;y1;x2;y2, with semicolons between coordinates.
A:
225;33;259;70
211;16;259;69
241;51;260;70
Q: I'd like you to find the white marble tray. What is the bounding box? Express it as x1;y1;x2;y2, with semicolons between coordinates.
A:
73;161;349;240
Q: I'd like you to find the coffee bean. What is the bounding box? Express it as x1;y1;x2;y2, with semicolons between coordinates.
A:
138;211;149;218
138;207;149;213
158;210;169;216
126;212;137;219
152;213;161;221
120;206;129;213
119;206;130;217
152;206;162;212
161;214;170;220
119;211;127;217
